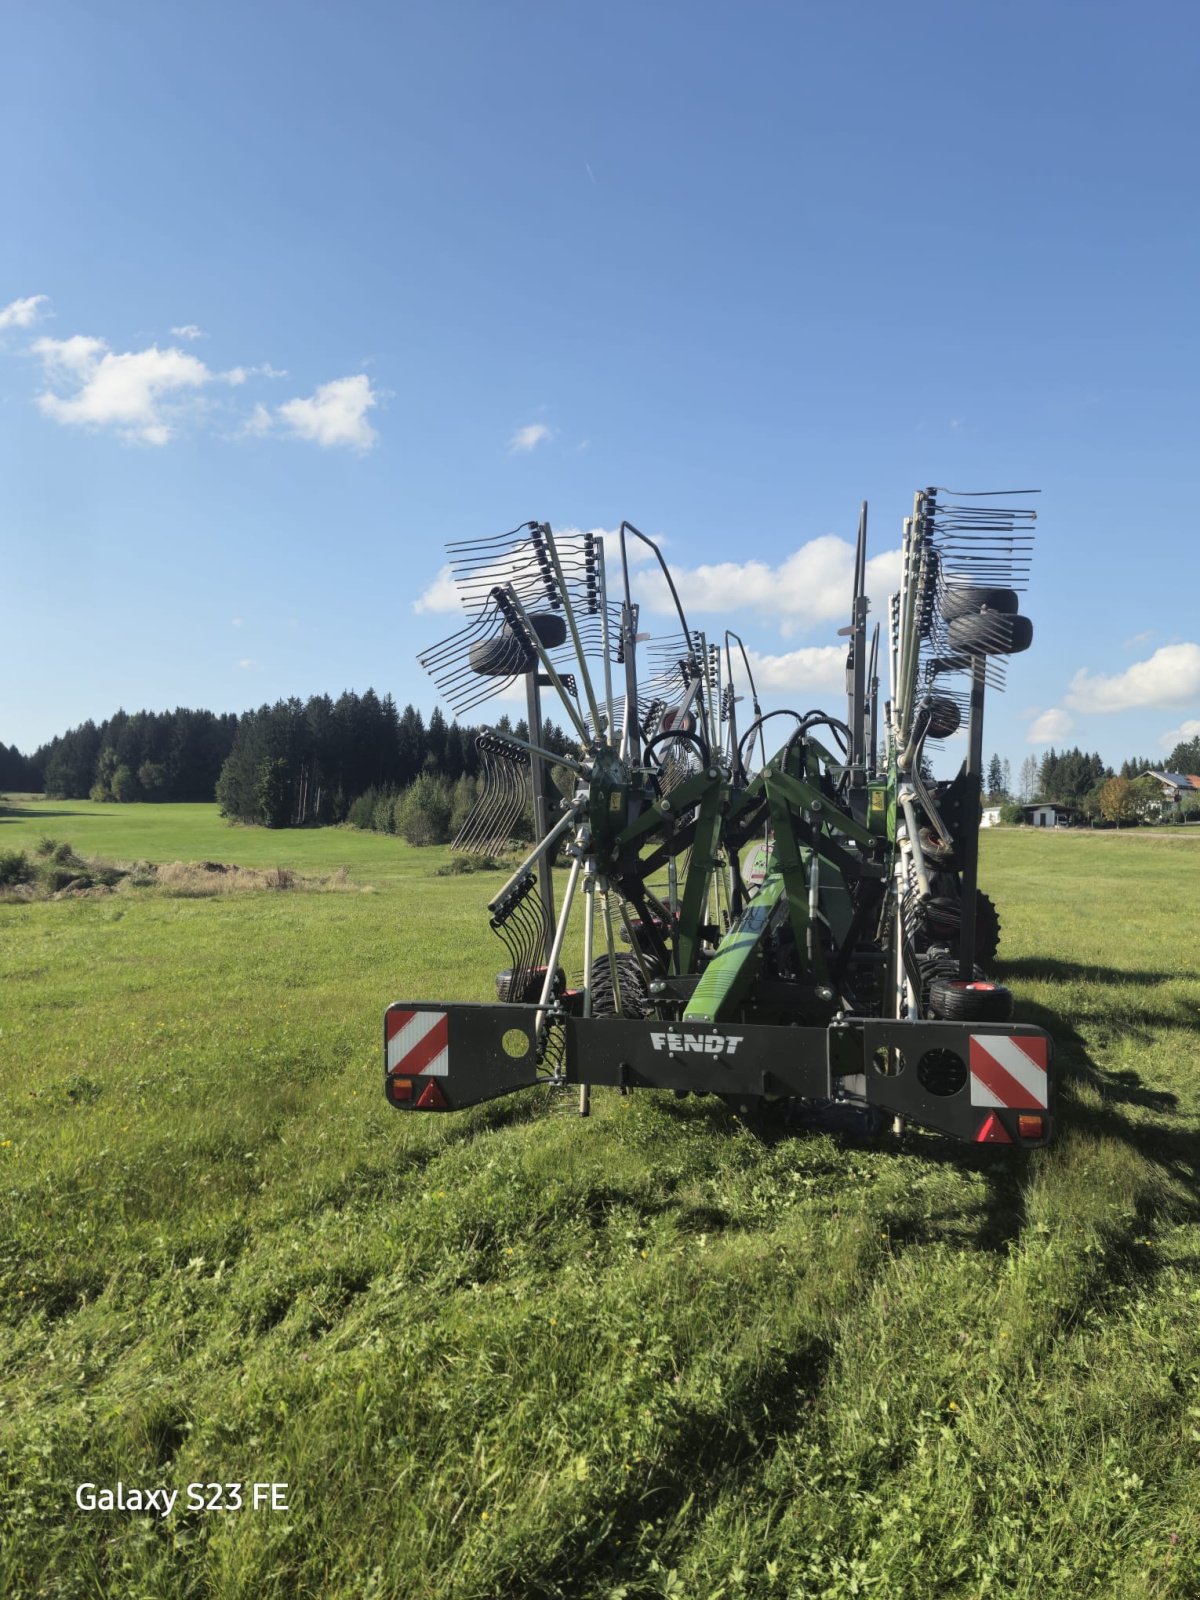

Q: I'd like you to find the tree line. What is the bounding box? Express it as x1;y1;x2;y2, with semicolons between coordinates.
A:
8;702;1199;835
213;692;574;833
27;708;238;803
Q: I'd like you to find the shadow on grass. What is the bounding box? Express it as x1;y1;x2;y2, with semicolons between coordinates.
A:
998;954;1183;989
0;804;87;823
515;1333;835;1599
1016;991;1200;1204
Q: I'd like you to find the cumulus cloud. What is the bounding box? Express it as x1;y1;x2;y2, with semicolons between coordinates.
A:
3;300;374;451
1027;708;1074;743
740;645;846;698
1159;718;1200;751
413;564;461;614
0;294;50;331
510;423;551;453
634;535;902;636
277;374;379;452
1065;643;1200;712
32;334;212;444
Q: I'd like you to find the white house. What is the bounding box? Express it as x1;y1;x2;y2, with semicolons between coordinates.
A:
981;806;1002;828
1022;803;1074;828
1141;771;1200;812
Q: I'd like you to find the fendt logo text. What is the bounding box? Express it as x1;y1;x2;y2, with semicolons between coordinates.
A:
650;1032;744;1056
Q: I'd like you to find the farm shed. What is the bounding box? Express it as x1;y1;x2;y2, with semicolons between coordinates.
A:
1022;803;1074;828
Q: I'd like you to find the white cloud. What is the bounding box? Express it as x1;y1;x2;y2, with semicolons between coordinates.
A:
243;402;274;438
1027;708;1074;743
32;334;211;444
277;374;378;452
510;423;551;453
17;306;362;451
413;564;461;614
1159;718;1200;751
231;617;245;627
237;658;257;669
742;645;846;697
0;294;50;331
1065;643;1200;712
634;535;902;637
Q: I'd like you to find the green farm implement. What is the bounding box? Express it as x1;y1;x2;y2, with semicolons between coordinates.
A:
388;491;1050;1145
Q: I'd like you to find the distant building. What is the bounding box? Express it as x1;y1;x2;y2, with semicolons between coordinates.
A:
1140;771;1200;814
1022;803;1075;828
981;806;1003;828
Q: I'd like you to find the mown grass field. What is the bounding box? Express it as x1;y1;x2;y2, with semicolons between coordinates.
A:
1;799;1199;1599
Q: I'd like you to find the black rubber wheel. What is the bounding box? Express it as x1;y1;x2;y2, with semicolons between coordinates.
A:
946;612;1034;657
926;696;961;738
469;612;567;677
927;977;1014;1022
589;953;659;1018
940;585;1019;623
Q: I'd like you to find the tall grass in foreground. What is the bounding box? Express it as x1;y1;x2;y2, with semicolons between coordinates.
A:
0;805;1198;1597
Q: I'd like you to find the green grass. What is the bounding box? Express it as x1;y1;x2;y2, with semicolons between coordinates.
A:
1;801;1199;1598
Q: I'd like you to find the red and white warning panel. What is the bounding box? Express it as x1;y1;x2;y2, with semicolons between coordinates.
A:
386;1009;449;1077
383;1001;543;1113
969;1033;1049;1110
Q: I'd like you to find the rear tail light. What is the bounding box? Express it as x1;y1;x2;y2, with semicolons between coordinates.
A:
1017;1114;1045;1141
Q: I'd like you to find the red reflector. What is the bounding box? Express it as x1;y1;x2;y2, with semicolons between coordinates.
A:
975;1113;1013;1144
1017;1114;1045;1141
416;1080;448;1110
390;1078;415;1103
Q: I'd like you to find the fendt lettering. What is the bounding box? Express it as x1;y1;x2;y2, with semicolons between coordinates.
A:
388;492;1053;1148
650;1032;743;1055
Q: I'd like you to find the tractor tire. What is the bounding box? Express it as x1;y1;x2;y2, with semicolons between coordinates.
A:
927;977;1014;1022
468;612;567;677
946;612;1034;657
940;585;1019;622
589;953;658;1018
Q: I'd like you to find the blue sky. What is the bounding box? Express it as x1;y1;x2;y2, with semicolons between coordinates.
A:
3;0;1198;775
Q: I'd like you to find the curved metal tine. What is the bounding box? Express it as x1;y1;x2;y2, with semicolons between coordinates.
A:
537;523;604;741
594;540;617;748
725;630;763;774
455;738;529;855
482;725;589;779
488;806;581;911
501;583;590;744
619;522;706;747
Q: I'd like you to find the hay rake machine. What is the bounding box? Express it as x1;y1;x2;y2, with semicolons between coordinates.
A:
386;490;1052;1145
